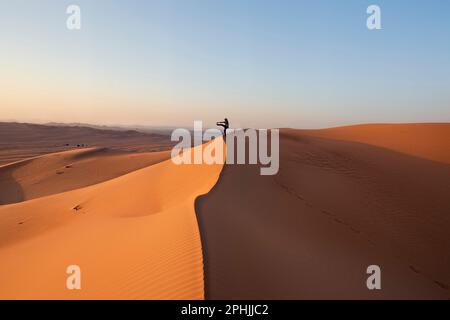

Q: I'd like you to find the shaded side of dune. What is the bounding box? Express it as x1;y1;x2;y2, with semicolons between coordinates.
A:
0;165;25;204
195;132;450;299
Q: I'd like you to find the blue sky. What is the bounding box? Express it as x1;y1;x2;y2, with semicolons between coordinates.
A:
1;0;449;128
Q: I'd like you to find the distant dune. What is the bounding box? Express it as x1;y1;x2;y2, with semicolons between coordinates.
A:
0;122;174;165
196;123;450;299
290;123;450;164
0;142;223;299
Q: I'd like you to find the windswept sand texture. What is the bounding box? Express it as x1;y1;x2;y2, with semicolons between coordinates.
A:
196;124;450;299
0;140;224;299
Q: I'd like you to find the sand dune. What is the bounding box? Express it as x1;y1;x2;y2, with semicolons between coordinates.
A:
196;124;450;299
0;122;174;165
0;148;170;205
290;123;450;164
1;122;449;300
0;142;224;299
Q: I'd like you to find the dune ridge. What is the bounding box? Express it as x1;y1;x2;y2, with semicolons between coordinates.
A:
0;141;224;299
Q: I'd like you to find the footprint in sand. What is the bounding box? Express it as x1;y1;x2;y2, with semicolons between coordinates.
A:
434;280;450;291
409;265;421;274
321;209;334;217
349;227;361;234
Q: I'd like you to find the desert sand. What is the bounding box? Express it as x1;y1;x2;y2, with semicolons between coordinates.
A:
0;122;174;166
0;148;171;205
1;122;449;300
196;123;450;299
0;139;223;299
294;123;450;164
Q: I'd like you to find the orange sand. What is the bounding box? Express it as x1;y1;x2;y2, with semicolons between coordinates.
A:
0;148;171;205
291;123;450;164
196;124;450;299
0;141;224;299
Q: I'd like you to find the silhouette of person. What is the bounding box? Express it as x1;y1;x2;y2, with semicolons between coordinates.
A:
216;118;229;137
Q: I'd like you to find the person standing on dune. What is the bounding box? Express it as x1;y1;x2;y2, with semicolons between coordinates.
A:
216;118;229;138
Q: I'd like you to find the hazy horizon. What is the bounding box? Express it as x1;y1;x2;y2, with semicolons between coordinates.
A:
2;118;450;132
1;0;449;129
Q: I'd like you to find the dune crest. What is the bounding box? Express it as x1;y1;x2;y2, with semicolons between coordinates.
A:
0;141;224;299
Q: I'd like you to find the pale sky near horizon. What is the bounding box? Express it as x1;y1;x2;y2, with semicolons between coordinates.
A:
1;0;449;129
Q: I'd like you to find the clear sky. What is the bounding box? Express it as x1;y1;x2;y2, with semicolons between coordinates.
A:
1;0;449;129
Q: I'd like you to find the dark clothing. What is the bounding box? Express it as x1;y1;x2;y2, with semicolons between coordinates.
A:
216;118;229;137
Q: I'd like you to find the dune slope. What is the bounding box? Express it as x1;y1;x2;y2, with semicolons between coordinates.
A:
0;148;171;205
292;123;450;164
196;125;450;299
0;143;223;299
0;122;174;166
